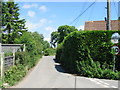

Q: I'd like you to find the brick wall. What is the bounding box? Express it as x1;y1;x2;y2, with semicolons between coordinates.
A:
84;20;119;31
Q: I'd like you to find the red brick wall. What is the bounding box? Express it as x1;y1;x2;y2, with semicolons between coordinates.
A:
84;20;119;31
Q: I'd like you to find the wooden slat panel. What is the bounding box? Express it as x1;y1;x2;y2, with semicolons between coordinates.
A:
4;56;14;71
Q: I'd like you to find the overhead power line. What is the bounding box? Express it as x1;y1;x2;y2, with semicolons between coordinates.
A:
112;0;118;17
73;2;87;26
69;1;96;25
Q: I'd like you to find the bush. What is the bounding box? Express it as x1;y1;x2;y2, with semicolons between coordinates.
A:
77;60;102;78
15;51;42;70
56;30;120;79
4;65;27;86
4;52;13;57
101;69;120;80
15;52;29;65
44;48;56;56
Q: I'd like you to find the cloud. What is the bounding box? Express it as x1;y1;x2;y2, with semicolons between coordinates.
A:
28;11;36;17
39;18;53;24
25;21;39;32
77;25;84;30
44;26;56;31
25;18;53;32
23;4;38;9
39;5;47;12
44;37;51;42
44;26;56;43
39;18;47;24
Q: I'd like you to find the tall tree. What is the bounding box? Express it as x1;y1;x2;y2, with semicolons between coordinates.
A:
58;25;78;43
50;25;78;47
2;1;27;44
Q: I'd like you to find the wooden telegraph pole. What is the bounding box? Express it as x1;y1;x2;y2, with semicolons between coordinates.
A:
106;0;111;30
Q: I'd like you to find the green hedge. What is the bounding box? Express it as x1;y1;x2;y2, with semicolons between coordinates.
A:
56;30;120;79
55;43;63;63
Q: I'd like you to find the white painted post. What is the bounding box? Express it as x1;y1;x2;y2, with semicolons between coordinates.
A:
13;49;15;65
0;43;1;53
23;44;25;52
1;52;4;82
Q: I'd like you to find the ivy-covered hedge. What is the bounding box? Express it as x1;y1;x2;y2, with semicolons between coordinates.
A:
56;30;120;80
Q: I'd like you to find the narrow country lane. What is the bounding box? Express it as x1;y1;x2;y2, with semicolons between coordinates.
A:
12;56;118;88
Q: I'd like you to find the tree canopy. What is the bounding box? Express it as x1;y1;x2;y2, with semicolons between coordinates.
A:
50;25;78;47
1;1;51;54
1;1;27;44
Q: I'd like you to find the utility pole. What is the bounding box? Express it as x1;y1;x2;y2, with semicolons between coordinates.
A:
106;0;111;30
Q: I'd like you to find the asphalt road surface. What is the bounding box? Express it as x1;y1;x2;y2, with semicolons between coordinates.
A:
12;56;119;88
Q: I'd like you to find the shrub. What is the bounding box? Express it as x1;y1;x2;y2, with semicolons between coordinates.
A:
4;65;27;86
15;52;29;65
101;69;120;80
4;52;13;57
15;51;41;70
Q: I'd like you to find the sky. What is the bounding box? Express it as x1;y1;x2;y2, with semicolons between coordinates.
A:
15;1;119;42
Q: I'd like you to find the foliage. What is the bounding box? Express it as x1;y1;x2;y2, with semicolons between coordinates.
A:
50;31;59;47
58;25;78;44
14;31;51;69
0;80;4;88
15;51;42;70
14;32;44;57
50;25;78;47
4;52;13;57
1;1;27;44
55;43;63;63
15;52;29;65
4;65;27;86
3;31;48;86
44;48;56;56
43;41;50;51
1;1;51;86
56;30;120;79
77;59;120;80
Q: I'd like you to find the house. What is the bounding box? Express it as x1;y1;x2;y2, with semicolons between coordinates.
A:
84;20;120;31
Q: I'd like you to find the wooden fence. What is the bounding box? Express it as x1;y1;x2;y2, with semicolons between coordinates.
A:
0;43;25;80
4;56;14;71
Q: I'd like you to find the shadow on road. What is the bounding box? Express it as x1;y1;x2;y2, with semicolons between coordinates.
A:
53;58;67;74
55;64;65;73
53;58;78;76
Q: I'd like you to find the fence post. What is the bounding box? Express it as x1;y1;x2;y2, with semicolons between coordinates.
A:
1;52;4;82
23;44;25;52
0;43;1;53
13;49;15;65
